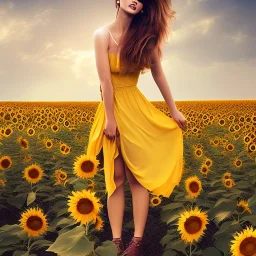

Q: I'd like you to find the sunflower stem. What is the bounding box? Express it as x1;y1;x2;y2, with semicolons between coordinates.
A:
189;241;192;256
27;237;32;254
84;222;89;236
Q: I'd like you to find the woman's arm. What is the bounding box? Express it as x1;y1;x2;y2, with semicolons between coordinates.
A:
93;28;115;122
150;46;178;115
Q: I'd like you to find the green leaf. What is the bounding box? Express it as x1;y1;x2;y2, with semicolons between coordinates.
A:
30;239;52;251
240;215;256;225
13;251;28;256
248;194;256;207
210;180;220;187
202;247;222;256
170;239;186;254
46;225;94;256
214;198;233;208
0;224;26;239
27;191;36;206
0;246;12;255
162;249;178;256
235;180;252;189
208;199;237;222
214;233;233;255
208;189;227;196
161;202;184;211
160;233;178;247
95;240;118;256
214;221;241;236
6;194;26;209
0;235;21;246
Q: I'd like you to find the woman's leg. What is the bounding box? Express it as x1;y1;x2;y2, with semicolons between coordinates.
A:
125;165;149;238
107;136;126;239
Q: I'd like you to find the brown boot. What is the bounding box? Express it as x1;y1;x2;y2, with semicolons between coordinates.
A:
112;237;125;255
121;236;144;256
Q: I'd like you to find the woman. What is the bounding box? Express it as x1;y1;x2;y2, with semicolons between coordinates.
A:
87;0;187;255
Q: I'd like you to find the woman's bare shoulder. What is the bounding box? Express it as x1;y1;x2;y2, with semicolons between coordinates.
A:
94;24;112;36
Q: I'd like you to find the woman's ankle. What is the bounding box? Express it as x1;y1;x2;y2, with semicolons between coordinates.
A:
133;236;143;241
112;236;122;240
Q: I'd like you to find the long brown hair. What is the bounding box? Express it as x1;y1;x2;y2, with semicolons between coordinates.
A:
116;0;176;75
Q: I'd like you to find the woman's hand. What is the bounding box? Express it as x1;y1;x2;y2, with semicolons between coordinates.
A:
170;109;187;131
103;118;120;142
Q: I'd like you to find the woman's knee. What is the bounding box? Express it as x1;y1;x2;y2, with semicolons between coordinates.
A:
114;154;126;188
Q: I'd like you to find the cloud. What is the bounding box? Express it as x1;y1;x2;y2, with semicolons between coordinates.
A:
167;0;256;66
0;3;52;46
46;48;97;81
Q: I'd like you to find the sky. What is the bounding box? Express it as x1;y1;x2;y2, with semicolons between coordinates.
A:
0;0;255;102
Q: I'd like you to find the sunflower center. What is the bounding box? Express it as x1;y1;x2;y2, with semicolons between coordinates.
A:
184;216;202;234
226;181;231;186
153;199;159;204
240;237;256;256
21;140;28;148
81;161;94;173
189;182;199;193
237;206;245;213
27;216;43;231
1;159;11;169
224;175;229;179
77;198;94;214
29;168;39;178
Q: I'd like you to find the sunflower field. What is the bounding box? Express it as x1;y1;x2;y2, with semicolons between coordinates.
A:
0;100;256;256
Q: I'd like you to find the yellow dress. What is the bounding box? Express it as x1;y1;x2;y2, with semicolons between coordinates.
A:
86;53;184;199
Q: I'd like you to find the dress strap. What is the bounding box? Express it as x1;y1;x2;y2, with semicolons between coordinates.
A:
104;26;119;46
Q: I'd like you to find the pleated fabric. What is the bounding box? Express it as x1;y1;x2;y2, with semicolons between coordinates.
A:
86;54;184;200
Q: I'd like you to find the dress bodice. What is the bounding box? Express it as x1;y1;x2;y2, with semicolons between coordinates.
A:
100;54;141;100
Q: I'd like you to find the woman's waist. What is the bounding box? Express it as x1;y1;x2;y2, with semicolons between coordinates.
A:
113;84;138;91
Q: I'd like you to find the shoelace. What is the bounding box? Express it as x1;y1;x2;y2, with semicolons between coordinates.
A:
124;238;142;253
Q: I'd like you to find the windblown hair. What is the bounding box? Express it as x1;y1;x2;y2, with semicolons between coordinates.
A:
115;0;176;75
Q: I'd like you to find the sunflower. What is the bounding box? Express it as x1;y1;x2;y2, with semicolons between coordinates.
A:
223;178;236;189
150;196;162;207
0;178;5;186
185;176;202;198
52;155;57;161
51;124;59;133
73;154;100;179
204;157;213;168
4;126;13;137
58;171;67;181
177;206;209;243
44;138;53;149
27;127;35;136
24;154;32;163
230;225;256;256
87;181;95;191
234;158;243;168
51;169;67;185
67;189;103;224
237;199;252;215
223;172;232;180
93;215;104;231
19;207;49;237
200;164;210;176
23;164;44;184
194;148;203;158
0;156;12;170
226;143;235;152
17;136;29;149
